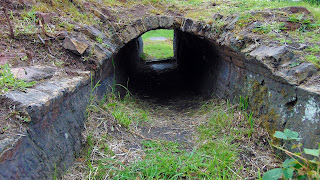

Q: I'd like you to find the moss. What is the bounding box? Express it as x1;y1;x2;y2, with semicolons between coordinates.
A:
247;80;280;137
281;88;287;97
250;80;268;114
261;108;280;136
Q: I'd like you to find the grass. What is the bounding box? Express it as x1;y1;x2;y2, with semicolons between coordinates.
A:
0;64;35;95
141;29;174;60
100;93;149;128
63;92;277;179
111;140;238;179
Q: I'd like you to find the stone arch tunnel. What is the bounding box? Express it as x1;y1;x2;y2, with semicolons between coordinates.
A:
114;28;226;98
102;24;246;101
0;15;319;179
96;16;319;153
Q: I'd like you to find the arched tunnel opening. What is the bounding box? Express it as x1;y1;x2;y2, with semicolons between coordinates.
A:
113;29;225;101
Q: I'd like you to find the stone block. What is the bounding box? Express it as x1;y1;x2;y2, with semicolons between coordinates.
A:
143;16;160;30
63;36;89;55
158;16;174;29
293;63;317;84
249;45;292;67
81;26;106;40
182;18;194;32
10;66;56;82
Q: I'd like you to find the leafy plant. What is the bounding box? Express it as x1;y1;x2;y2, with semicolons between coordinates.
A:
96;35;103;44
263;129;320;180
0;64;35;94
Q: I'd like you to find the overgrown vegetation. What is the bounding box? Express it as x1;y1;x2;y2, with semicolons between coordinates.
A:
263;129;320;180
141;29;174;60
63;92;278;179
0;64;35;94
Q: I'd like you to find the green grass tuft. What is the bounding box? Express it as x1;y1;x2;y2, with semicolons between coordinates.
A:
0;64;35;94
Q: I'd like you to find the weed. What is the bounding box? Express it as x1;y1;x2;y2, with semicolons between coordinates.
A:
96;35;103;44
245;112;255;138
0;64;35;94
306;44;320;53
305;54;320;68
288;13;320;32
238;95;249;111
58;22;75;31
101;93;149;128
253;22;286;34
263;129;320;180
16;113;31;123
85;73;101;118
7;110;31;123
289;61;302;68
95;35;110;48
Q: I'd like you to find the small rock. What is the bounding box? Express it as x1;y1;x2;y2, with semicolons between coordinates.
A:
63;37;89;55
81;26;105;40
298;44;308;50
57;31;68;40
250;11;272;18
0;53;25;65
248;22;262;31
101;8;117;22
226;16;239;31
241;43;260;53
250;45;287;61
293;63;317;84
284;6;310;14
18;0;35;7
91;9;108;22
93;44;112;65
37;12;58;24
284;21;300;31
83;2;92;9
212;13;223;20
249;45;293;67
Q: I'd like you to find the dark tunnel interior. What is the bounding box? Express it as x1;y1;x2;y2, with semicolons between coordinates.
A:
112;29;226;101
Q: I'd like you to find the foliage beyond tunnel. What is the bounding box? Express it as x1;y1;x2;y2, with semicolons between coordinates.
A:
141;29;174;60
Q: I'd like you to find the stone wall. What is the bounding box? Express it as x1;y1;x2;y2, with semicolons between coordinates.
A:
0;75;91;179
1;14;319;179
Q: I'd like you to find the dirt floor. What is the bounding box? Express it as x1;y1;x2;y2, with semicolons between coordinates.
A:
63;90;280;179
